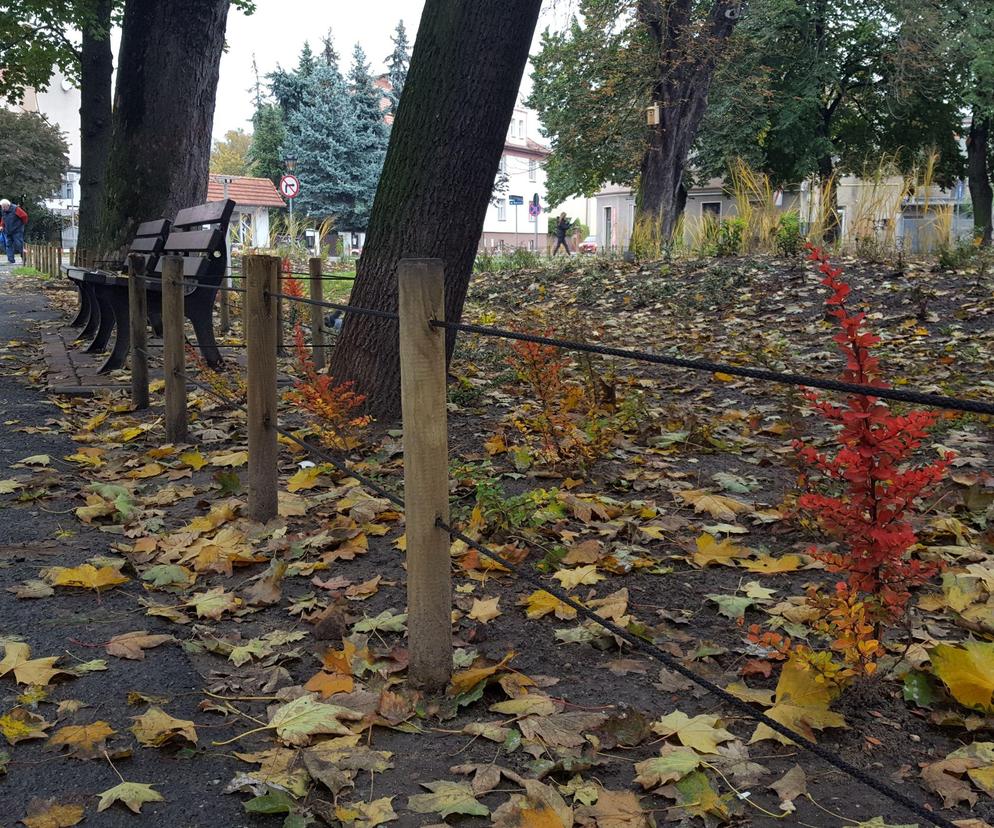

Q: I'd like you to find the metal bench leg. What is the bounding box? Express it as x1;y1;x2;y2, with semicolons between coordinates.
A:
187;292;223;369
98;287;132;373
86;288;115;353
77;284;101;342
69;283;90;327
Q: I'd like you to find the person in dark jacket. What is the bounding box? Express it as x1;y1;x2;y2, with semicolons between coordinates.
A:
0;200;28;264
553;212;573;256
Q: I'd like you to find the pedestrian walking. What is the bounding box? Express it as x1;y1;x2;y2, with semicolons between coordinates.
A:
553;212;573;256
0;200;28;265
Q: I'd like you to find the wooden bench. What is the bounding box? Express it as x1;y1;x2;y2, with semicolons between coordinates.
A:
146;198;235;370
64;220;171;372
62;199;234;373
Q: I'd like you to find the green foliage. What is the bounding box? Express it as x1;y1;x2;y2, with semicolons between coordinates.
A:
268;42;317;118
697;0;965;186
209;129;252;176
346;44;390;230
248;104;286;184
0;110;68;206
775;212;804;257
526;0;652;205
474;248;542;272
714;218;745;258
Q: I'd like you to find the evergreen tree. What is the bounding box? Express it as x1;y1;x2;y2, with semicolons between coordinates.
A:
321;30;340;68
269;42;316;117
248;103;286;183
346;44;391;229
282;56;362;224
385;20;410;115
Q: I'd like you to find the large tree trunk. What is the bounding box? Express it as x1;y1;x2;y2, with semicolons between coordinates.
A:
635;0;741;242
98;0;231;253
329;0;542;420
76;0;113;255
967;113;993;246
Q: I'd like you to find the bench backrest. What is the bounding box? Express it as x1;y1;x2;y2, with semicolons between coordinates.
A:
128;219;171;273
155;198;235;280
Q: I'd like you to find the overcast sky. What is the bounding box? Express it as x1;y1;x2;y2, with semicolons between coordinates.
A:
213;1;570;141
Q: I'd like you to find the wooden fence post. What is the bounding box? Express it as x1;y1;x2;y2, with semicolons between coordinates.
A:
308;257;326;371
162;255;187;443
129;255;149;410
399;258;451;690
246;254;279;522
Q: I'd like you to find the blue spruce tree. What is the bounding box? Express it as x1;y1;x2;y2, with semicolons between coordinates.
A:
282;43;362;223
346;44;390;230
384;20;410;116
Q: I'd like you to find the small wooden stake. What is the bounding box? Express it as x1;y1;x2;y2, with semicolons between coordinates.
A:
246;254;279;523
129;255;149;410
399;257;451;690
308;257;326;371
162;255;187;443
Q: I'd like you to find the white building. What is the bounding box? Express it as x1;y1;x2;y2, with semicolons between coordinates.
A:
14;70;81;244
206;174;285;249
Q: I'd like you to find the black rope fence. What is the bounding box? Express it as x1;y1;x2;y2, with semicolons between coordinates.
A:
170;352;957;828
130;259;994;828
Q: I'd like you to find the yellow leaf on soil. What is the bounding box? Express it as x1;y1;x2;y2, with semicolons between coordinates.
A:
749;659;846;745
448;653;515;697
0;641;30;677
130;706;198;746
46;564;129;591
179;449;207;470
469;597;502;623
304;671;355;698
287;466;323;492
931;641;994;712
0;707;50;744
651;711;736;753
105;631;173;660
49;721;116;759
211;450;248;467
128;462;164;479
519;590;577;621
21;799;85;828
552;565;604;590
740;554;803;574
692;534;752;568
676;489;753;521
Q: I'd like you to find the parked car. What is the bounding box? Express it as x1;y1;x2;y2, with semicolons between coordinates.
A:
579;235;598;254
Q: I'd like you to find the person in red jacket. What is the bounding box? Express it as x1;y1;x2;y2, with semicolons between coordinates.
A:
0;199;29;264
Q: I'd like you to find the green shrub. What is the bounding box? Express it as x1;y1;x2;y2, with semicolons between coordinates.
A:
775;212;804;257
715;217;745;257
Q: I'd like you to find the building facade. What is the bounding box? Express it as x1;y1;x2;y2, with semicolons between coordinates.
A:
206;175;285;250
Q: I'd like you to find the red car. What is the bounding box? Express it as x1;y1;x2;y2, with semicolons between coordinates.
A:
578;235;598;254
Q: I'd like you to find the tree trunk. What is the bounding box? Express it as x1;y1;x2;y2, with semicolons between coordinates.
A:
76;0;113;255
329;0;542;420
98;0;231;254
967;113;993;246
635;0;741;242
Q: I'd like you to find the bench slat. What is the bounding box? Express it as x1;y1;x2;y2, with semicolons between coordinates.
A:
153;256;213;279
135;219;171;238
129;236;164;254
172;199;234;230
162;228;222;253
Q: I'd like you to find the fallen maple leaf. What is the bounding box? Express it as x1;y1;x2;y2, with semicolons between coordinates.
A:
692;533;752;567
0;707;50;744
105;631;173;660
469;597;502;622
520;590;577;620
651;711;736;753
268;695;363;746
749;658;847;745
407;780;489;819
634;745;702;787
45;564;128;592
49;721;116;759
21;798;85;828
930;641;994;712
130;706;198;746
96;781;164;813
740;553;803;574
676;489;752;521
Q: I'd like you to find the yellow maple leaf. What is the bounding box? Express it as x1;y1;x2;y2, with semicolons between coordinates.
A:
210;450;248;467
519;590;577;620
127;462;164;479
692;534;752;568
21;799;85;827
0;707;50;744
676;489;753;521
931;641;994;712
468;597;502;623
130;706;198;746
0;642;30;678
448;652;515;697
287;466;323;493
179;449;207;470
49;721;116;759
552;565;604;590
749;659;847;745
185;501;238;534
651;711;736;753
46;564;129;592
740;554;802;574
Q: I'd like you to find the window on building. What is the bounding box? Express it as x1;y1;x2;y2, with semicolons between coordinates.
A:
63;178;74;200
702;202;722;218
528;160;537;182
518;118;525;137
497;198;507;221
499;155;507;173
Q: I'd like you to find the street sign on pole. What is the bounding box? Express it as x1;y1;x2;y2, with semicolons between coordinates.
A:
509;195;524;206
279;175;300;199
528;202;541;218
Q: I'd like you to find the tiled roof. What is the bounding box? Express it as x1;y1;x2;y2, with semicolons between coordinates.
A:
207;174;286;208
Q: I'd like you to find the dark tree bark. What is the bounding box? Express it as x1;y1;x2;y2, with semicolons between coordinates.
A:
636;0;741;240
329;0;542;420
76;0;113;255
98;0;231;253
967;113;993;246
